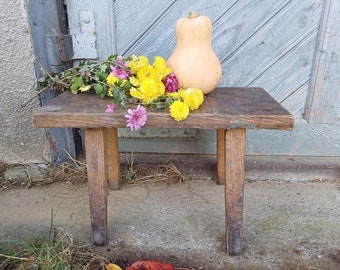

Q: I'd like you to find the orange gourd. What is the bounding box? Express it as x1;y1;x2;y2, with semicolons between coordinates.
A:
167;11;222;94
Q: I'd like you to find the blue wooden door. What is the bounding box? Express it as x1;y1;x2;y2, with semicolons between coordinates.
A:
67;0;340;157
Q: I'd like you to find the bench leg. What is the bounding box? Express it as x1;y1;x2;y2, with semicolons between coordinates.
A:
217;129;226;185
106;128;120;190
224;128;246;255
84;128;108;246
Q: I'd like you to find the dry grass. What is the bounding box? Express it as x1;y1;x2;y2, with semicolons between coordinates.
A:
0;158;88;192
0;155;191;191
0;162;14;192
121;153;192;186
0;162;7;175
48;159;88;185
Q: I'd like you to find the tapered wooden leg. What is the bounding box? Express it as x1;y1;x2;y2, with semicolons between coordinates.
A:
84;128;108;246
224;128;246;255
106;128;120;190
217;129;226;185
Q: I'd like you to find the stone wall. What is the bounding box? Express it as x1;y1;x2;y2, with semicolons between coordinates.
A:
0;0;49;164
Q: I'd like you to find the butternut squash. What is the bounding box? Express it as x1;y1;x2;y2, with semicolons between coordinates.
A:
167;11;222;94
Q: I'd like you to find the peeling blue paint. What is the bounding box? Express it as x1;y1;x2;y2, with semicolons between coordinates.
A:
231;122;255;129
231;120;243;129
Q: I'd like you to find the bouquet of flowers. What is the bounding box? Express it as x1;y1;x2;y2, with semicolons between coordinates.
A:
39;55;204;131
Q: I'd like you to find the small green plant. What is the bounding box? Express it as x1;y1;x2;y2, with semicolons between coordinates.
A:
0;210;107;269
0;233;71;269
122;152;137;184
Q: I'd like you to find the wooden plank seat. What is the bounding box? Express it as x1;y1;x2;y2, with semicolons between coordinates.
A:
32;87;294;255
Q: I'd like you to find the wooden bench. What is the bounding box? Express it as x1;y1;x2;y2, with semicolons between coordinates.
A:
32;87;294;255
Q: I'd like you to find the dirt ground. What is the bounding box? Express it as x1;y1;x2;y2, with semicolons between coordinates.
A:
0;178;339;269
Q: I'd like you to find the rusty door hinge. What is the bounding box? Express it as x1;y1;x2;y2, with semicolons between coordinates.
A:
45;10;98;65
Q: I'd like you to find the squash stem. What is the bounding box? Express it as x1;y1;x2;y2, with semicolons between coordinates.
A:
188;11;200;18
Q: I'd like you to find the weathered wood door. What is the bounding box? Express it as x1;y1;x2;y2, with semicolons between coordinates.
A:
66;0;339;157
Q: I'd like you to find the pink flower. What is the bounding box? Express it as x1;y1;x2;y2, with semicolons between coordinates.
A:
111;66;130;79
105;103;115;113
163;72;179;93
125;104;147;131
110;56;130;79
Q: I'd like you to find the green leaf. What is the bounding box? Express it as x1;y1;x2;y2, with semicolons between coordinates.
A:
125;170;135;182
94;84;106;98
70;76;83;94
100;63;109;73
70;83;79;94
71;76;83;87
122;80;131;90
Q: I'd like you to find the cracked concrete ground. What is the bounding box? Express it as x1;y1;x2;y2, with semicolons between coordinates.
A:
0;177;339;269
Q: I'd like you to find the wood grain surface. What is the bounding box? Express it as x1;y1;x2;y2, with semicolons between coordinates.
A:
33;87;294;130
84;128;108;245
224;128;246;255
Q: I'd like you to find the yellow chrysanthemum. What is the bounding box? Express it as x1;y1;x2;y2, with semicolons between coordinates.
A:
106;75;127;96
137;65;157;81
129;77;140;87
129;56;149;74
138;78;165;104
153;56;167;70
107;73;119;85
79;85;91;92
170;100;189;122
107;88;113;97
153;56;172;79
179;88;204;110
166;92;180;99
130;87;144;100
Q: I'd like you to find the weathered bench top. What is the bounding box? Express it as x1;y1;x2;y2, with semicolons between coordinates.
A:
33;87;294;130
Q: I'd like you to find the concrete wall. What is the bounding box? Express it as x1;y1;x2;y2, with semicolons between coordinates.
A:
0;0;49;164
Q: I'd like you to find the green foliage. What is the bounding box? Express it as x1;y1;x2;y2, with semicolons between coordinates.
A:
149;95;175;110
94;83;105;97
70;76;83;94
39;54;172;104
0;228;106;269
125;170;135;183
38;56;114;95
37;55;140;108
0;210;106;269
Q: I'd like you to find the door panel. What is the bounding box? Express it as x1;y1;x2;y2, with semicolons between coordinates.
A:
66;0;340;156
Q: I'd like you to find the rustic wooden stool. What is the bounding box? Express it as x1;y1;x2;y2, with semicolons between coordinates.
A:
33;87;294;255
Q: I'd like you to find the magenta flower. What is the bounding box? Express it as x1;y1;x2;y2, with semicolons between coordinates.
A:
163;72;179;93
105;103;115;113
111;66;130;79
125;104;147;131
110;56;130;79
